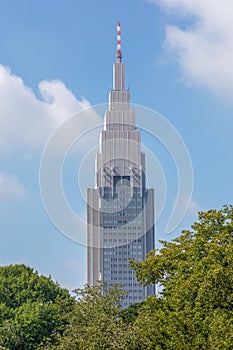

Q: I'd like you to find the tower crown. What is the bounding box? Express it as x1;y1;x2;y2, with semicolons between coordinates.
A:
107;21;132;121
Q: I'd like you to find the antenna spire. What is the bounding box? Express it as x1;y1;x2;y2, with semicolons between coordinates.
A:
116;22;122;62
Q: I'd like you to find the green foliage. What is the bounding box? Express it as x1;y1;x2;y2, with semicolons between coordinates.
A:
0;264;74;350
51;282;145;350
1;206;233;349
119;301;144;324
130;205;233;349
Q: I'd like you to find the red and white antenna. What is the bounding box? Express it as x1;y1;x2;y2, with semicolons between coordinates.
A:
116;21;122;62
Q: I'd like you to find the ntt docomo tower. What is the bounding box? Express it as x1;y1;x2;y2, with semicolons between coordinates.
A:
87;22;155;307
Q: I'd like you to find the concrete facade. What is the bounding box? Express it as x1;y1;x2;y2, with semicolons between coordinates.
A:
87;57;155;308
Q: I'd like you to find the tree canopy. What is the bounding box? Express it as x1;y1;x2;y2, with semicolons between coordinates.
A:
51;282;145;350
1;206;233;349
0;264;74;350
130;205;233;349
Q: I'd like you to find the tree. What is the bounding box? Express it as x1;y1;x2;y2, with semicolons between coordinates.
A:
0;264;74;350
119;301;144;324
51;282;146;350
130;205;233;349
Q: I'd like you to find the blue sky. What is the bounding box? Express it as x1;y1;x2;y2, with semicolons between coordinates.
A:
0;0;233;290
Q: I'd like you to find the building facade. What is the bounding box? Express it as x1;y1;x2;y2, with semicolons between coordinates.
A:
87;23;155;307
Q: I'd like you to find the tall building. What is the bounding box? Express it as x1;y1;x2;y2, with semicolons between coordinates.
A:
87;22;155;307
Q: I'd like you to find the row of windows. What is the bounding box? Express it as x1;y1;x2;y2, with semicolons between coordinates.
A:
104;238;128;243
103;227;143;231
108;284;140;288
102;210;142;217
103;251;142;256
104;237;142;242
126;295;144;300
104;238;142;241
104;248;143;253
103;212;141;220
103;239;143;247
103;226;142;230
118;283;141;287
103;258;128;262
105;257;143;262
103;244;142;249
119;199;142;203
104;257;141;263
104;262;132;268
102;205;141;211
103;198;141;207
103;250;143;256
104;269;131;274
104;263;118;268
104;235;142;240
103;220;141;231
109;276;135;281
118;264;129;268
108;277;138;287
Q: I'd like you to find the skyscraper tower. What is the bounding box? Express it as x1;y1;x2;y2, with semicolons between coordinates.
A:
87;23;155;307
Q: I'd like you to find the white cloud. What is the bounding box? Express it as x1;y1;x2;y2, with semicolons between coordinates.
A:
151;0;233;100
0;172;26;199
0;65;101;152
180;195;203;217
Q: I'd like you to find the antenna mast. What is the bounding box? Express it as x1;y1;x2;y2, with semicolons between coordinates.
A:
116;22;122;62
